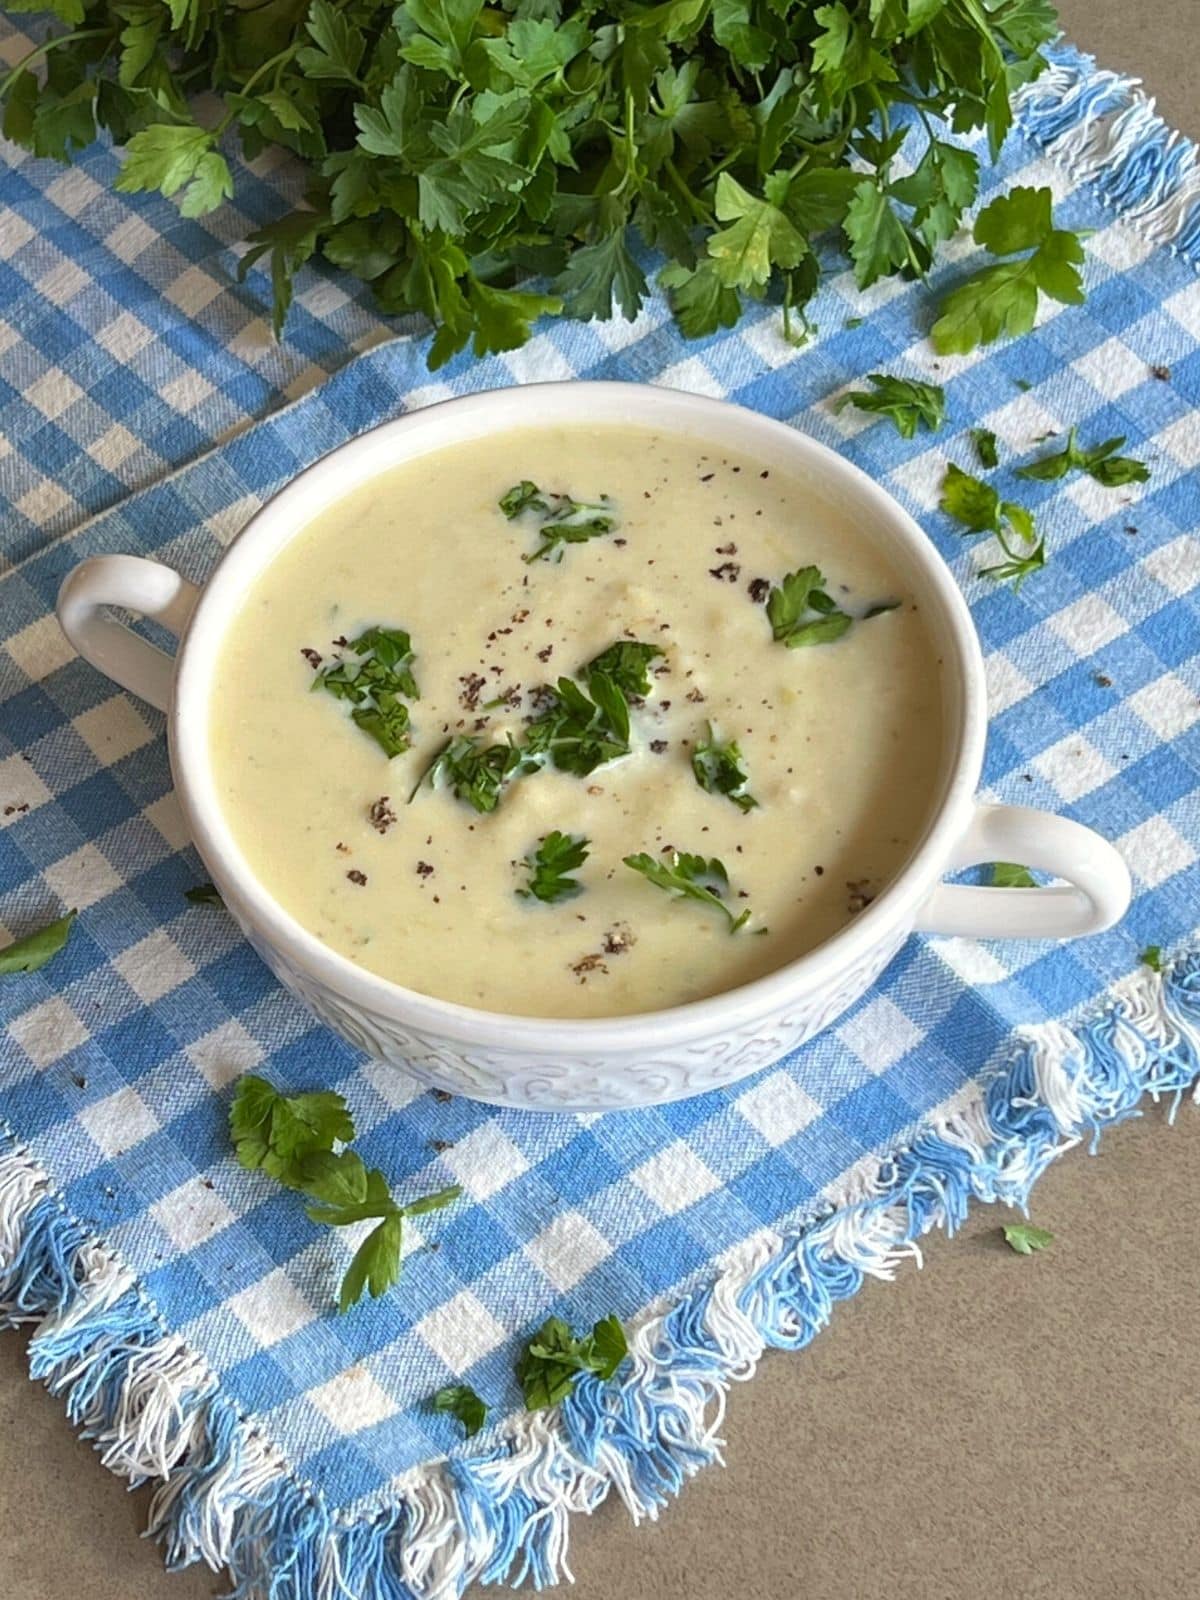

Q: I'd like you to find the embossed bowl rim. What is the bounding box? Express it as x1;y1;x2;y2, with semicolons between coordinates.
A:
171;382;984;1051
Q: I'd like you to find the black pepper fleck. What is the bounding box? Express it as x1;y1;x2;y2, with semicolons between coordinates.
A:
300;647;322;670
748;578;770;604
347;869;368;886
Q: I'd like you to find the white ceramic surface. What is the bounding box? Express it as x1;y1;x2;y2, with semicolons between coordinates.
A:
56;384;1132;1111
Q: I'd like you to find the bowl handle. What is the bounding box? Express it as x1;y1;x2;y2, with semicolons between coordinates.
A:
57;555;200;713
913;802;1131;940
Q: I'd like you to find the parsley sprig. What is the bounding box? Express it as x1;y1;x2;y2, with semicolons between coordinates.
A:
834;373;945;439
940;464;1045;590
5;0;1059;361
584;641;663;698
1015;427;1149;487
623;850;753;934
230;1074;461;1312
516;1314;628;1410
412;735;530;813
692;724;757;813
431;1384;488;1438
518;831;590;904
524;673;632;777
932;188;1086;355
314;626;419;758
766;567;852;648
500;482;617;564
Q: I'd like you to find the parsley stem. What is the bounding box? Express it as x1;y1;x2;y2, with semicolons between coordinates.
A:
664;158;712;223
0;28;111;99
215;44;301;135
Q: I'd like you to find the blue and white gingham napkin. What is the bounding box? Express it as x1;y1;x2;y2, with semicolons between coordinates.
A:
1;32;1198;1600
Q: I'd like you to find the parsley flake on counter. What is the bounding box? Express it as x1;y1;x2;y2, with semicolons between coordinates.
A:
931;188;1086;356
940;464;1045;590
623;850;753;933
518;831;590;904
516;1314;628;1411
989;862;1037;888
584;640;663;698
1001;1222;1053;1255
970;428;1000;469
411;735;530;814
1015;427;1149;488
431;1384;488;1438
766;566;851;648
1139;944;1164;973
313;625;419;758
0;909;76;976
692;723;758;813
833;373;945;439
499;482;617;564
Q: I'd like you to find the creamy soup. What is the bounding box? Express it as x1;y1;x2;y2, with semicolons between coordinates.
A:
209;425;945;1018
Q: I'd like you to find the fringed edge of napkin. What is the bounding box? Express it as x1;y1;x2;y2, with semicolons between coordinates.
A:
2;953;1198;1599
3;41;1200;1600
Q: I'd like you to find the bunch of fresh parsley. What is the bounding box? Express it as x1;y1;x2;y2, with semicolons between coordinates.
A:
2;0;1059;363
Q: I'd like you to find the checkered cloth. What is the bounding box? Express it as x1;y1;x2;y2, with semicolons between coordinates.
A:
1;26;1198;1589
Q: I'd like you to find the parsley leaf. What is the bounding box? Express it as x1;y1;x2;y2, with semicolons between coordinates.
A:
499;483;617;564
971;428;1000;469
412;735;529;813
623;850;753;933
115;124;232;218
931;187;1086;355
185;882;223;907
229;1073;356;1188
939;464;1045;590
583;641;663;698
1001;1222;1053;1255
431;1383;488;1438
524;674;631;777
706;172;808;291
990;861;1036;888
518;831;590;903
834;373;945;439
1015;427;1149;487
314;626;419;758
306;1170;461;1313
766;566;852;648
1139;944;1164;973
0;910;76;976
516;1314;628;1411
692;723;757;813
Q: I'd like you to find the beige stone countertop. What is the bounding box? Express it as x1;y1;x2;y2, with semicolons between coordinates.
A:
2;4;1196;1596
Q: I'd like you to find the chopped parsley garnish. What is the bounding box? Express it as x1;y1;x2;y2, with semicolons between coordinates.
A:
833;373;945;439
989;861;1036;888
766;566;852;648
516;1314;628;1411
1001;1222;1053;1255
584;640;663;698
971;427;1000;468
499;482;617;564
692;723;757;813
623;850;753;933
229;1073;461;1312
0;909;76;976
940;464;1045;589
313;626;419;758
1139;944;1164;973
524;673;631;777
1015;427;1149;488
411;735;530;814
431;1384;488;1438
518;831;590;904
